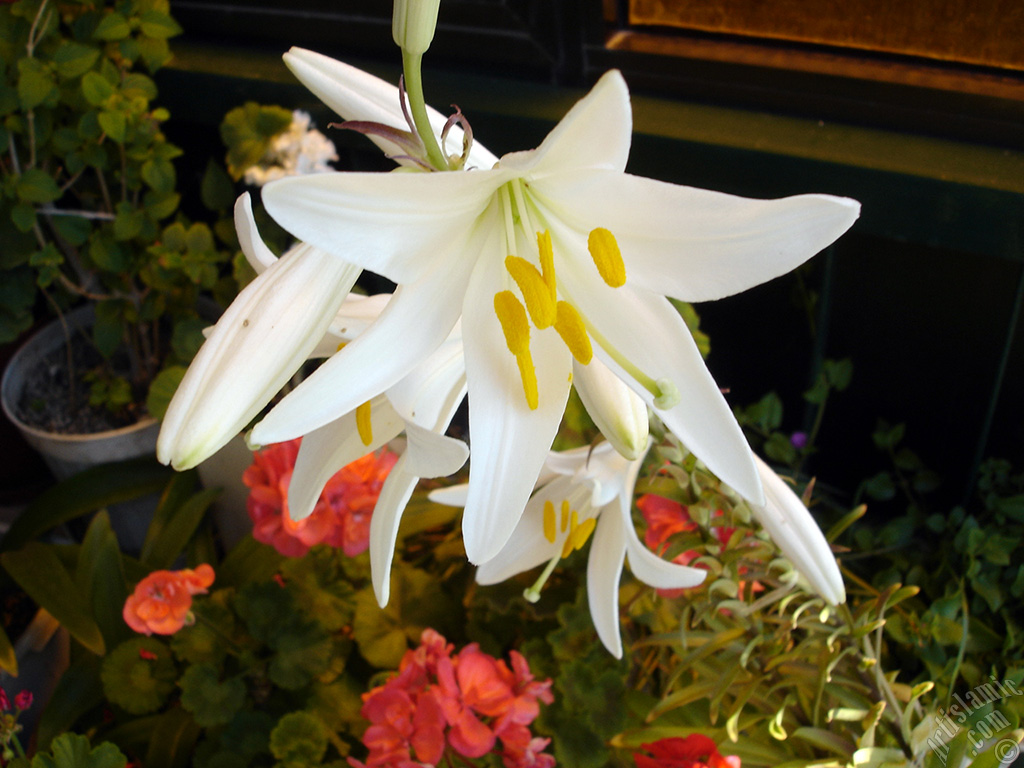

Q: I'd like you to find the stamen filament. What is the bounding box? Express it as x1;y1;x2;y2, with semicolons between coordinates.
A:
523;553;561;604
582;319;680;408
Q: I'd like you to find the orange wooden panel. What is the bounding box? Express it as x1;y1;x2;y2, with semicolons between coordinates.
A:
627;0;1024;70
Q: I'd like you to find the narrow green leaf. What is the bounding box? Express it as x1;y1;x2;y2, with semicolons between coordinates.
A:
0;544;105;655
0;459;174;553
143;707;201;768
34;657;105;750
0;624;16;675
77;512;131;649
140;485;218;571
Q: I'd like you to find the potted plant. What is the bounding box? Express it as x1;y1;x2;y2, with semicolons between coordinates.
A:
0;0;231;478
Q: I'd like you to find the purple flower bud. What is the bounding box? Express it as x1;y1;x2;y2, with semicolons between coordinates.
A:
790;431;809;449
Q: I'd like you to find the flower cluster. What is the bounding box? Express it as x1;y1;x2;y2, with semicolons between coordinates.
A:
634;735;741;768
243;109;338;186
122;564;215;635
349;629;554;768
245;438;398;557
1;687;33;761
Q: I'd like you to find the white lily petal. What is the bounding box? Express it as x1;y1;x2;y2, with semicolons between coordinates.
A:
263;169;505;285
474;477;574;585
554;247;763;504
500;70;631;179
283;48;498;169
235;193;281;274
573;357;649;460
252;260;472;445
621;507;709;590
533;169;860;302
310;293;394;358
586;510;628;658
402;422;468;478
369;457;420;607
157;243;359;470
429;484;470;508
752;455;846;604
287;395;404;521
460;247;573;564
387;326;466;430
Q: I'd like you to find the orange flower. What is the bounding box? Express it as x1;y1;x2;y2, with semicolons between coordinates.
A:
123;564;215;635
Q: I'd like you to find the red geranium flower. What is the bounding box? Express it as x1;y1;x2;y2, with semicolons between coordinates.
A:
635;735;741;768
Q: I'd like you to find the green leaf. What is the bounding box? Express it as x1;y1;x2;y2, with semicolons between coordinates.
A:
0;459;174;554
91;299;124;358
139;10;183;39
80;71;115;106
77;511;131;649
88;236;128;272
34;657;106;751
141;157;175;193
52;214;92;247
142;707;201;768
140;481;218;571
1;544;105;655
0;624;16;676
18;58;57;109
145;365;185;421
113;202;143;240
823;358;853;390
178;662;246;727
93;13;131;41
30;733;127;768
17;168;61;203
54;42;101;80
764;431;798;465
11;203;36;232
200;160;235;211
268;712;328;765
98;110;126;143
100;637;177;714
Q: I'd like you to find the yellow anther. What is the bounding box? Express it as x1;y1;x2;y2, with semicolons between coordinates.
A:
543;500;556;543
505;256;555;328
588;228;626;288
355;400;373;446
515;354;539;410
561;509;581;557
560;500;570;532
554;301;593;364
572;517;596;550
536;230;557;296
494;291;539;409
494;291;531;357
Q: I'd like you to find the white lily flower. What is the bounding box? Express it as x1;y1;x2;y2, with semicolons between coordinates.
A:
255;52;860;566
432;442;708;659
752;455;846;605
156;195;360;470
236;196;471;607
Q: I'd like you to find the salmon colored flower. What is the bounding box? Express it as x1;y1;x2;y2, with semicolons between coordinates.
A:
123;565;215;635
245;438;397;557
351;630;553;768
635;735;741;768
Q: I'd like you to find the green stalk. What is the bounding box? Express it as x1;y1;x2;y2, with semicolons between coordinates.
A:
402;49;447;170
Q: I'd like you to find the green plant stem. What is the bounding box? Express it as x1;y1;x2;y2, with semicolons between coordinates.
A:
401;50;447;170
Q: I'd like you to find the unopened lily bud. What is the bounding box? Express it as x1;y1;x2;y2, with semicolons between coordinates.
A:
392;0;441;55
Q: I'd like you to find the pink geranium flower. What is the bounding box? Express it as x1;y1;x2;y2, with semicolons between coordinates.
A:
350;630;553;768
244;438;397;557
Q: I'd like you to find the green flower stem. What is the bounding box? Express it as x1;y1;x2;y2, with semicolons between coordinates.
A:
402;50;447;170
